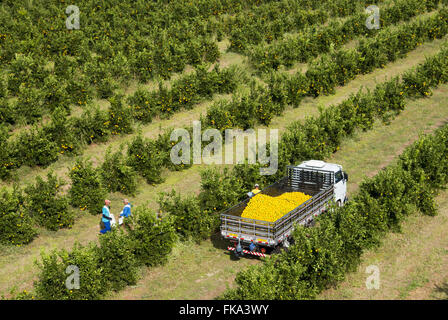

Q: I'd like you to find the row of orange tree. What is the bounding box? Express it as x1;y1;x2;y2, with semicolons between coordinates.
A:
0;118;210;246
0;0;393;130
0;64;240;180
248;0;446;72
226;0;386;53
0;171;73;245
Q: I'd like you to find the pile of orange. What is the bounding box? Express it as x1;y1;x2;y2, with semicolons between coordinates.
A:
241;192;311;222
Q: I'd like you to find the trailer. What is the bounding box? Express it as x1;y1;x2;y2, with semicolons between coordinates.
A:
220;160;348;258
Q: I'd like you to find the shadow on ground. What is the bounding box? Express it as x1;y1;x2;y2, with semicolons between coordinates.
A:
434;283;448;299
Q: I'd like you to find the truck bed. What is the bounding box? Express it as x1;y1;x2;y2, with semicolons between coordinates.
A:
222;176;321;218
220;166;335;247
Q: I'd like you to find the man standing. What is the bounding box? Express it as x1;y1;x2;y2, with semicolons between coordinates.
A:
252;184;261;195
100;199;112;234
247;184;261;198
119;199;131;225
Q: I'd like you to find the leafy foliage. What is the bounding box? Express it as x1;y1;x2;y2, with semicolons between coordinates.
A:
34;243;105;300
0;186;37;245
24;172;74;231
126;135;164;185
125;206;177;267
100;147;138;195
95;229;140;292
159;190;218;242
68;159;107;215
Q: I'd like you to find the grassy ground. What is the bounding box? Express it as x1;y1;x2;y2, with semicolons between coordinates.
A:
319;190;448;300
1;35;447;300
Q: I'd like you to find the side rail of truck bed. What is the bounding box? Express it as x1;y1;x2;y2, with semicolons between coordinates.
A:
221;185;334;247
273;185;334;242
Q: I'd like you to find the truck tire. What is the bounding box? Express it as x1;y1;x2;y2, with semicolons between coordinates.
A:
272;246;282;255
337;200;342;207
306;218;315;227
288;236;295;246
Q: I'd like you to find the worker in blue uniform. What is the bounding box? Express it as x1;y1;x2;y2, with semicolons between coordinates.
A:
100;199;112;234
119;198;132;225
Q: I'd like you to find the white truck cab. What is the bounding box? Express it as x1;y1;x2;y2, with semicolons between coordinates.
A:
297;160;348;206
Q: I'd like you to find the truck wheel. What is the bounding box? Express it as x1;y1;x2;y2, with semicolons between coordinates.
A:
288;236;295;246
272;246;282;255
306;218;315;227
337;200;342;207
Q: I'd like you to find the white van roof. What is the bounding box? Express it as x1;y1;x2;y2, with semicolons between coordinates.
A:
296;160;342;173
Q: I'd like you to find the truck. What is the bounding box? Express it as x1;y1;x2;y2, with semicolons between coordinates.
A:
220;160;348;258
